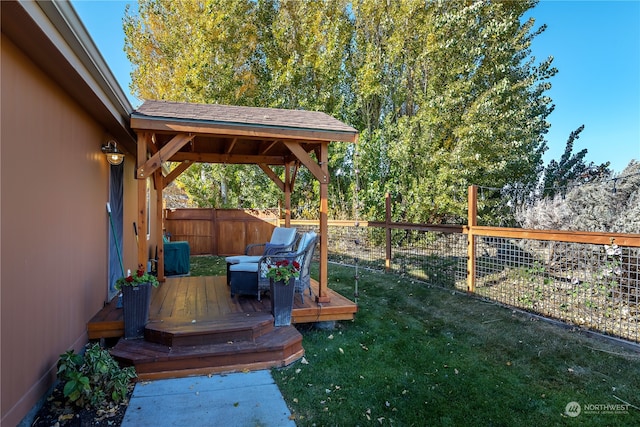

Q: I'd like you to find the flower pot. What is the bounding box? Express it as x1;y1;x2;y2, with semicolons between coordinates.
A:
122;282;152;339
270;277;296;327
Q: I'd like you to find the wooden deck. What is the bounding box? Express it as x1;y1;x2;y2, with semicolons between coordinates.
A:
88;275;357;340
88;275;357;379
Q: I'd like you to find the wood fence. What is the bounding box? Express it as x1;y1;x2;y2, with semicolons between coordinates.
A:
164;208;280;255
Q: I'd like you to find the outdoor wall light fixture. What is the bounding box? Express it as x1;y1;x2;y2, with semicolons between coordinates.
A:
101;140;125;165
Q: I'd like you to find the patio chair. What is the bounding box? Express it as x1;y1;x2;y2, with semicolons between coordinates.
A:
225;227;297;283
229;231;317;302
288;231;318;302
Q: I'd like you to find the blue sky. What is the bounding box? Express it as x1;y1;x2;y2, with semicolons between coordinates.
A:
73;0;639;173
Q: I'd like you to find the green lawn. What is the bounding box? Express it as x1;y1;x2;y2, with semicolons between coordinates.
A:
191;256;640;426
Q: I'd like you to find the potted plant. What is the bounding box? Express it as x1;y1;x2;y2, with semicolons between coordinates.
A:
266;258;300;326
116;265;159;339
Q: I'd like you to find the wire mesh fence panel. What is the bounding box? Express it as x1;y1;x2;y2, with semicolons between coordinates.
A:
320;224;466;288
297;220;639;344
388;230;467;289
326;225;387;270
474;237;640;343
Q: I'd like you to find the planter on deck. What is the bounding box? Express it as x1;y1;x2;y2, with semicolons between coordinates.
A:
122;282;152;339
270;278;296;327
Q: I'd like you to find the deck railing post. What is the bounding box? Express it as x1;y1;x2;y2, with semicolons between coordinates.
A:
467;185;478;293
385;193;392;272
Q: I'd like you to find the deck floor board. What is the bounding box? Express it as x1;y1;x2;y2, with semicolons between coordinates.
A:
88;275;356;340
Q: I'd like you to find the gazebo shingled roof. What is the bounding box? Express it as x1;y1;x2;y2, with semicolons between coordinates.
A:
130;100;358;303
134;100;357;134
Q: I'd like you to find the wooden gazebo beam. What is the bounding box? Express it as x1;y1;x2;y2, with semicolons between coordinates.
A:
258;164;285;191
283;141;326;183
137;133;194;179
163;161;192;189
171;152;285;165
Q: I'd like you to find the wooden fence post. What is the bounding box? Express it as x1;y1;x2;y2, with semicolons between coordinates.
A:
467;185;478;293
385;193;392;272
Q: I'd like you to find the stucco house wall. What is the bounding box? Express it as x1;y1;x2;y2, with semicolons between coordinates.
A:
1;2;147;425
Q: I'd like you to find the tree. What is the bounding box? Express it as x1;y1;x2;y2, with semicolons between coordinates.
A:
350;0;555;223
540;125;611;198
124;0;556;222
257;0;356;217
124;0;260;104
516;160;640;233
124;0;356;214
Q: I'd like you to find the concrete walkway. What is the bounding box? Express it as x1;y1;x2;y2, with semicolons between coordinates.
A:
120;370;296;427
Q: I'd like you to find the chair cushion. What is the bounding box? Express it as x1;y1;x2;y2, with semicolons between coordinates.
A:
229;262;259;273
270;227;297;246
226;255;262;264
297;231;317;255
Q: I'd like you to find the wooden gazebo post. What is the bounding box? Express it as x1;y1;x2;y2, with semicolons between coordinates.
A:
284;161;292;227
135;131;195;279
136;133;149;273
317;142;331;303
154;170;164;281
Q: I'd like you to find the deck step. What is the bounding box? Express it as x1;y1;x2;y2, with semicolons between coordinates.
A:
110;325;304;380
144;312;275;347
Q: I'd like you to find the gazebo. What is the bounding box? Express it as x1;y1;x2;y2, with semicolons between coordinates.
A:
130;100;359;303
